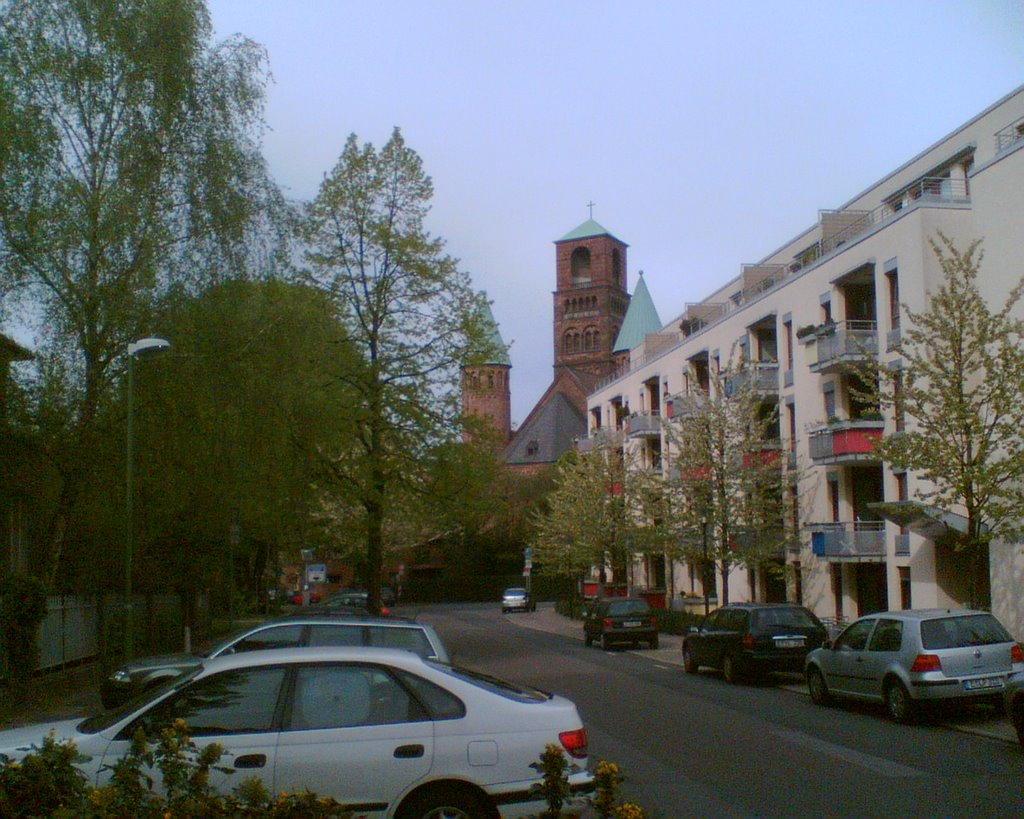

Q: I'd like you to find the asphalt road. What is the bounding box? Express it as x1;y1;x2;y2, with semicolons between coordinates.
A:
414;602;1024;817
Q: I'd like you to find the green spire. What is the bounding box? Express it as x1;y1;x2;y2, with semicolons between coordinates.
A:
477;299;511;366
613;273;662;353
557;218;623;243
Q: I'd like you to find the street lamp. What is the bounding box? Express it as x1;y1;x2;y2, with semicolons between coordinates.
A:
701;516;710;616
125;337;170;659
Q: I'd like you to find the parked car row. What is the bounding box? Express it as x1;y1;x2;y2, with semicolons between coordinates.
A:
679;602;1024;745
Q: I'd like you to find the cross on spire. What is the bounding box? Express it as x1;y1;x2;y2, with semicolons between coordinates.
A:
587;200;596;219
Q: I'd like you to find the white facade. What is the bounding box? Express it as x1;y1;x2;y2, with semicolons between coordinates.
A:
584;87;1024;637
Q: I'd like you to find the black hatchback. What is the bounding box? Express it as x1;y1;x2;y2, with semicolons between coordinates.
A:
682;603;826;683
583;597;659;650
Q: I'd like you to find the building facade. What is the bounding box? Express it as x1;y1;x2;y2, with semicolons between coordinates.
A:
584;87;1024;637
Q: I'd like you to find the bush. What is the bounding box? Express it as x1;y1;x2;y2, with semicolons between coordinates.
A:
654;608;705;635
0;574;49;681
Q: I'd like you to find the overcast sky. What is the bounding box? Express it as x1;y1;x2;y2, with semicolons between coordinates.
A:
207;1;1023;425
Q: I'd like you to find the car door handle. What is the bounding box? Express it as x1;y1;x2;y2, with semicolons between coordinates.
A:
234;754;266;769
394;744;424;759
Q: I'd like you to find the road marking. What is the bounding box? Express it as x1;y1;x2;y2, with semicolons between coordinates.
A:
770;727;929;778
654;664;672;670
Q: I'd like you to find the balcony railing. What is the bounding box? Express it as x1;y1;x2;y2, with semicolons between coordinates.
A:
996;119;1024;152
809;521;886;561
665;393;707;420
626;412;662;438
808;418;884;464
810;320;878;373
577;428;624;453
725;362;780;396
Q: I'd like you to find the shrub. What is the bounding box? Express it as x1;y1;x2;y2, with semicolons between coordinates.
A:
653;608;705;635
0;732;89;817
0;574;49;681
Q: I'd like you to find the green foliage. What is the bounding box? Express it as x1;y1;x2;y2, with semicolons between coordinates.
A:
0;732;89;817
530;744;572;818
653;608;705;635
0;574;48;679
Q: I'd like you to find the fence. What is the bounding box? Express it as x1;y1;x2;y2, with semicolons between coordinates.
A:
0;592;210;681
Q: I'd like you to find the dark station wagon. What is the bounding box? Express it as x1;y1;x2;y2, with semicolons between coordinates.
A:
583;597;659;650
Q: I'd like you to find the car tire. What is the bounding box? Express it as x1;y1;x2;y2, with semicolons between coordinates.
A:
584;631;593;647
722;652;743;685
683;644;699;674
396;784;497;819
884;679;916;723
649;635;659;650
601;632;612;651
806;666;832;706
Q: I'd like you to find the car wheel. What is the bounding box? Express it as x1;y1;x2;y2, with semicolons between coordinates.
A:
396;784;497;819
806;666;832;706
584;631;593;647
722;652;743;685
683;644;699;674
884;679;916;723
649;635;659;650
601;632;613;651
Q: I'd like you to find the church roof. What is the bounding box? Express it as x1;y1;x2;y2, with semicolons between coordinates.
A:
613;274;663;353
478;300;511;366
503;391;586;465
556;218;626;245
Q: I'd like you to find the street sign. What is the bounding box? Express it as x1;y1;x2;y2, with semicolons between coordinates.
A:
306;563;326;582
523;566;531;576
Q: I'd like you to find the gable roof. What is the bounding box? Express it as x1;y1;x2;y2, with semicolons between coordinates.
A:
503;390;585;465
613;274;663;353
556;218;626;245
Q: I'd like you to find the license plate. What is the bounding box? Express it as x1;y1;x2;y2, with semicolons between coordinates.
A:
776;638;804;649
623;620;641;628
963;676;1003;691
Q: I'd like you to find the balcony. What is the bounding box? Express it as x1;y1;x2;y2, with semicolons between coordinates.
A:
576;428;624;452
808;418;884;465
895;533;910;556
742;440;783;468
809;521;886;562
626;412;662;439
665;393;707;421
725;362;780;398
809;320;878;374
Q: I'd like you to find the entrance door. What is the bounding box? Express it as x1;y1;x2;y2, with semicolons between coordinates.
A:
855;563;888;615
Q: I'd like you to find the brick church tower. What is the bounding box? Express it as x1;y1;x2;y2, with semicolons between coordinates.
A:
461;301;512;447
552;219;630;383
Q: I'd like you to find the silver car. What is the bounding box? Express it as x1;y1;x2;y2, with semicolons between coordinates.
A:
501;587;536;613
805;608;1024;722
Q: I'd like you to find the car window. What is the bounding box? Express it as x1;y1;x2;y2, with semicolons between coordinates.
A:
223;624;305;655
607;600;650;616
920;614;1012;649
306;624;364;648
702;611;722;630
867;618;903;652
725;610;749;631
367;626;435;659
834;618;874;651
288;665;425;729
755;608;821;629
394;670;465;720
126;667;286;739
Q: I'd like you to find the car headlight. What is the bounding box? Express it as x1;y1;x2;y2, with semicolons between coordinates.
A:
109;669;131;684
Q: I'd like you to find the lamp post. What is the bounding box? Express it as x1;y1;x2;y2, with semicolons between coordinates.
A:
125;337;170;659
701;515;710;616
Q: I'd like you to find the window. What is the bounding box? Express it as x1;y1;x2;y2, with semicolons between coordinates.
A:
227;624;305;655
129;667;286;738
612;249;622;285
394;671;465;720
288;665;425;730
306;624;364;648
367;626;434;659
571;247;591;282
834;618;874;651
868;618;903;652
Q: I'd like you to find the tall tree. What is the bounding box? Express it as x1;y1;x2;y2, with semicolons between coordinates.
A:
855;234;1024;607
661;360;789;604
300;129;490;613
0;0;283;587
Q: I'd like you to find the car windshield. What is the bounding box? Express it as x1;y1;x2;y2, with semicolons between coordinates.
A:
77;666;203;734
427;661;551;703
607;600;650;616
755;607;821;629
920;614;1012;649
504;588;526;596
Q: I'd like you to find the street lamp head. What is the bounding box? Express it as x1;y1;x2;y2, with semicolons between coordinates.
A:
128;337;171;357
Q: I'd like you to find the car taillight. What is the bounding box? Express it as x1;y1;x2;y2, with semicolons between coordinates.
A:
603;618;613;628
742;634;754;649
1011;644;1023;664
559;727;588;759
380;606;390;616
910;654;942;673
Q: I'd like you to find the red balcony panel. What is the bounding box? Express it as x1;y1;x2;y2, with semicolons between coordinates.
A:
742;448;780;468
609;481;624;495
832;428;881;456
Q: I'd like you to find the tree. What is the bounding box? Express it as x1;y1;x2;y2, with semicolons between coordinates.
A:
533;448;637;589
661;358;790;605
855;234;1024;607
300;129;491;613
0;0;283;587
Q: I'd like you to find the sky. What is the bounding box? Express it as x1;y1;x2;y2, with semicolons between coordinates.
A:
202;1;1024;426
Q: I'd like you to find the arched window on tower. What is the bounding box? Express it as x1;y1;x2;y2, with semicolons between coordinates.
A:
571;247;591;283
594;330;601;349
487;372;494;387
612;249;622;286
563;332;574;355
573;333;581;352
583;330;592;351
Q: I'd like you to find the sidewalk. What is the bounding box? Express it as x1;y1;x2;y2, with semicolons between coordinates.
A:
508;602;1017;745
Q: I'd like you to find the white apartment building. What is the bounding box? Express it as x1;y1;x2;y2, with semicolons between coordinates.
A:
583;86;1024;638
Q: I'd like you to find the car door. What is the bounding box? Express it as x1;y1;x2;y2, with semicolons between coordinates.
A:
100;666;286;795
274;663;434;814
859;618;904;697
821;618;877;698
691;610;723;665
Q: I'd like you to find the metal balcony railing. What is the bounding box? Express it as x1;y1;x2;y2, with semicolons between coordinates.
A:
811;320;878;372
996;118;1024;152
725;362;780;396
809;521;886;560
626;412;662;438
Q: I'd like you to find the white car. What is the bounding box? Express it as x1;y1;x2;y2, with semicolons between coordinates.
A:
0;647;592;818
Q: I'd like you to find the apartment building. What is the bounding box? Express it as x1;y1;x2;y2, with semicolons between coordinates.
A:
583;86;1024;638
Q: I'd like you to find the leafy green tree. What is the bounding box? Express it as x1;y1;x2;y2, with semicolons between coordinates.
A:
300;129;491;613
0;0;284;587
661;360;789;604
855;234;1024;607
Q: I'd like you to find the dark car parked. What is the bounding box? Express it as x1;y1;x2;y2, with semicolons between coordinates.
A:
583;597;658;650
683;603;827;683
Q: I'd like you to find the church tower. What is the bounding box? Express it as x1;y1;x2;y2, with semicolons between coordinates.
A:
461;300;512;447
552;219;630;382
